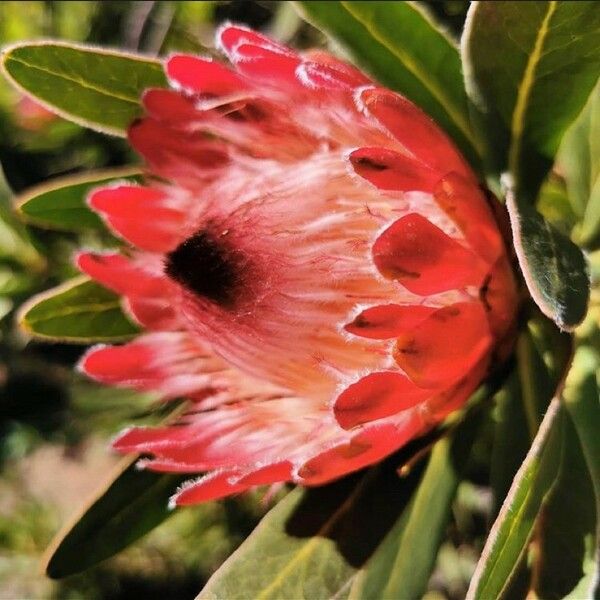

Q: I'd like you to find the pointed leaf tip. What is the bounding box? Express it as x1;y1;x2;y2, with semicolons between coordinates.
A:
1;41;167;135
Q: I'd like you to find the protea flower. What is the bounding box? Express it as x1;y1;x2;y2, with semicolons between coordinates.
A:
77;25;518;507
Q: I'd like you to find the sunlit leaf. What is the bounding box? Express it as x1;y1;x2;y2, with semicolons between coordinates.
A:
486;311;571;595
0;167;46;270
1;41;167;135
556;82;600;248
19;277;140;342
536;174;577;239
560;345;600;598
534;412;597;598
467;399;565;599
16;167;141;231
0;206;45;270
0;265;36;296
462;1;600;200
564;346;600;509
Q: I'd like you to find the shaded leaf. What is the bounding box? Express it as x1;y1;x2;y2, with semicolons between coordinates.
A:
16;167;141;231
294;0;483;168
1;41;167;135
19;277;140;342
490;371;532;516
347;408;484;600
462;1;600;200
507;191;589;330
516;312;572;435
198;459;424;600
43;455;186;578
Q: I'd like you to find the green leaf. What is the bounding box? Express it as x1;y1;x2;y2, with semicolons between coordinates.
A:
1;41;167;135
536;174;578;239
0;266;37;296
516;329;551;438
347;408;483;600
198;459;424;600
19;277;140;342
564;346;600;512
487;311;571;595
507;191;590;330
462;1;600;200
467;398;565;599
0;167;46;271
516;312;572;436
43;455;186;578
490;371;532;516
199;379;502;600
534;410;597;599
294;0;483;169
0;205;45;271
561;345;600;598
16;167;141;231
556;82;600;248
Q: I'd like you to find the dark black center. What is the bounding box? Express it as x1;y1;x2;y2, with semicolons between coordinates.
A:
164;230;240;307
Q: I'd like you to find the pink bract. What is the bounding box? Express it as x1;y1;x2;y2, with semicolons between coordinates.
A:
14;94;57;131
77;25;518;506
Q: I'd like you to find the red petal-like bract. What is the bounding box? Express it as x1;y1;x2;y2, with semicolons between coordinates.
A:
78;25;518;506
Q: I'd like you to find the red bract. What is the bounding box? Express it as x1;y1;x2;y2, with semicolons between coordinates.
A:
77;26;518;507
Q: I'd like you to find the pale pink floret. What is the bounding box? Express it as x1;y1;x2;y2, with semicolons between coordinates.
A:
77;25;518;506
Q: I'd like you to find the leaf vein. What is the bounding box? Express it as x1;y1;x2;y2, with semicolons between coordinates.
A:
508;1;558;181
27;301;122;324
6;55;141;105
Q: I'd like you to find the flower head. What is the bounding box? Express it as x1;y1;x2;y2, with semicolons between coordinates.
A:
14;94;57;131
77;26;518;506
